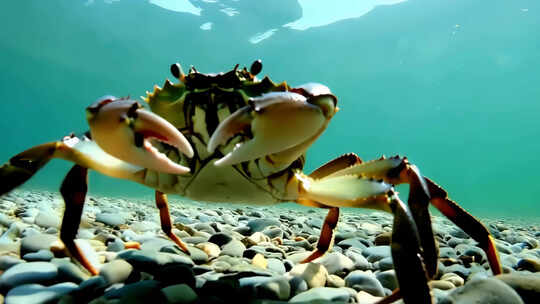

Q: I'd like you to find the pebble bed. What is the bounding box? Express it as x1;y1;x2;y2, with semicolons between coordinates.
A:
0;189;539;304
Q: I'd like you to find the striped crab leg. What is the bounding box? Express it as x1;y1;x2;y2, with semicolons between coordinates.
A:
289;154;502;304
0;98;195;274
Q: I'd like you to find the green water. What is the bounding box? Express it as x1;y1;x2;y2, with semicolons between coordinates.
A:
1;0;539;219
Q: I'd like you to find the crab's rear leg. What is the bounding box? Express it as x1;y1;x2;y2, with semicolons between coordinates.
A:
297;153;363;262
425;178;502;275
155;191;190;253
292;155;432;303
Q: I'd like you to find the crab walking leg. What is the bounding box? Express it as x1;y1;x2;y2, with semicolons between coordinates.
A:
424;178;502;275
53;164;100;275
301;207;340;263
384;195;432;304
322;155;501;277
399;164;439;278
293;171;433;304
295;153;363;262
0;142;58;195
155;191;190;254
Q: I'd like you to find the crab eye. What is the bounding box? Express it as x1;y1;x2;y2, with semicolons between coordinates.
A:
250;59;262;76
170;63;184;80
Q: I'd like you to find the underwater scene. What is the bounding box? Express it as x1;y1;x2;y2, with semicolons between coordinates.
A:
0;0;539;303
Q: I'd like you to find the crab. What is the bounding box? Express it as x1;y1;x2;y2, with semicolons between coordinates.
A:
0;60;502;304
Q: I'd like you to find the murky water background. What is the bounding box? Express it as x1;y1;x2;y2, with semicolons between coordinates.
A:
1;0;539;219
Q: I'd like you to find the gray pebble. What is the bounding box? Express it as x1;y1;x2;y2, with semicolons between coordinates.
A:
5;282;77;304
362;245;391;263
160;283;198;304
220;239;246;257
100;259;133;285
374;256;394;271
440;277;524;304
344;270;385;297
375;270;398;290
316;252;354;275
266;258;286;274
0;255;25;271
247;218;281;233
22;249;54;262
50;258;89;284
34;210;61;229
497;272;540;303
0;261;58;289
240;276;290;300
207;232;233;246
289;287;350;302
96;212;126;227
20;233;58;254
345;248;371;270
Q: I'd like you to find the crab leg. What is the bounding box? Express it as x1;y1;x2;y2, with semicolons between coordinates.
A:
387;195;432;304
293;154;503;304
296;154;363;262
301;207;340;263
51;164;100;275
425;178;502;275
155;191;190;253
293;169;433;303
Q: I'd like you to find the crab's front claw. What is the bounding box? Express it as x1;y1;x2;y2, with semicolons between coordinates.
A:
208;85;337;166
87;96;194;174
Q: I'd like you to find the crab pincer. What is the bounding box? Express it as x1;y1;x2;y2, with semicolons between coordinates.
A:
208;84;337;166
86;96;194;174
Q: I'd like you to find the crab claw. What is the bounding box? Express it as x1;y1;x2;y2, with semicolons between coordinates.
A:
208;86;336;166
86;96;194;174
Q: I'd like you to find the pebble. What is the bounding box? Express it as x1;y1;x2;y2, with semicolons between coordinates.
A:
160;283;198;304
5;282;78;304
315;251;354;275
22;249;54;262
440;277;524;304
220;239;246;257
441;272;465;287
247;218;281;233
0;261;58;289
0;255;25;270
96;212;126;227
344;270;385;297
326;274;346;288
207;232;233;246
362;245;391;263
289;287;350;302
34;211;61;229
289;263;328;288
266;258;286;274
497;273;540;303
99;259;133;284
345;248;371;270
20;233;57;254
375;270;398;290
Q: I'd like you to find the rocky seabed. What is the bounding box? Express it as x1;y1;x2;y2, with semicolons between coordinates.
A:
0;190;539;304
